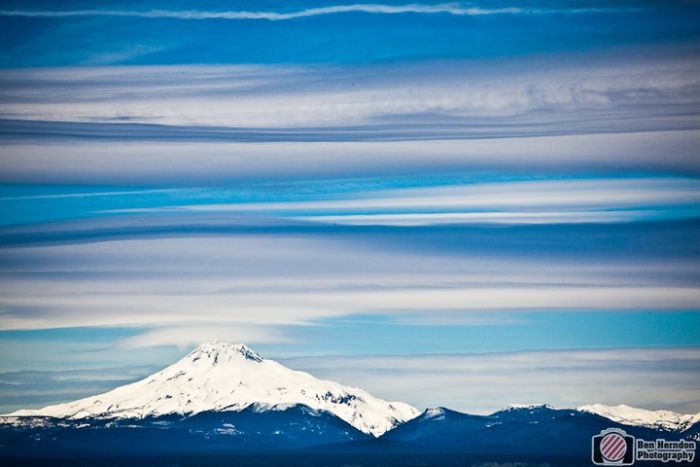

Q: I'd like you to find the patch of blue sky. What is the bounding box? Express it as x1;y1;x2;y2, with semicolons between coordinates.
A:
290;310;700;356
1;310;699;370
0;327;180;372
0;2;699;66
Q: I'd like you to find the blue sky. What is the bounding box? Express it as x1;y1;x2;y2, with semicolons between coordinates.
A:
0;1;699;414
0;1;699;66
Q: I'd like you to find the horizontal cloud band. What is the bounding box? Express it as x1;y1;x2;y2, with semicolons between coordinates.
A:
2;57;697;130
1;232;698;331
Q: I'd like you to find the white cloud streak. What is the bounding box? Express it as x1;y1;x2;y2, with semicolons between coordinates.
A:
116;325;293;350
0;4;626;22
0;188;180;202
161;177;700;225
294;211;654;225
183;178;700;211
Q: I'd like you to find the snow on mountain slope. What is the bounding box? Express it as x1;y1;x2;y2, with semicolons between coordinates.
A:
502;403;554;411
578;403;700;431
7;342;419;436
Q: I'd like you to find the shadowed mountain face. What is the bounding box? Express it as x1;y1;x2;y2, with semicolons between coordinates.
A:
2;405;698;463
381;405;700;456
0;405;369;457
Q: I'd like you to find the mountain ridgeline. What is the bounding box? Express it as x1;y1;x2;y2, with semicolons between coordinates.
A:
1;343;698;464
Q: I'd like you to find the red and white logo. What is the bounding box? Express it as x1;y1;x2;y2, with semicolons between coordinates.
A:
600;432;628;462
592;428;635;465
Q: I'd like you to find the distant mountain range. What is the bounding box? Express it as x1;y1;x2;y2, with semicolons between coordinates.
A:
1;342;698;463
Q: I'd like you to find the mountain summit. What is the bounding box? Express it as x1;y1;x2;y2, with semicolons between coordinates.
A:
8;342;418;436
578;403;700;432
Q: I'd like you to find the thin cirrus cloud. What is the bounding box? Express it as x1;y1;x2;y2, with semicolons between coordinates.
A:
0;4;632;21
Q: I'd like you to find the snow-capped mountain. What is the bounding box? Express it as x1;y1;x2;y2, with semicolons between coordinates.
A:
6;343;698;440
578;403;700;432
502;403;554;411
7;342;418;436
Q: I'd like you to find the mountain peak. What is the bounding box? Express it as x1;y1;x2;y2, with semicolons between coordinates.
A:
578;403;700;431
7;342;419;436
423;407;450;420
501;403;554;412
187;342;263;364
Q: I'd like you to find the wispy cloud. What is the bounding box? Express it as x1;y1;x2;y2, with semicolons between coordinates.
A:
0;188;180;202
0;4;631;22
116;325;294;350
160;177;700;226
